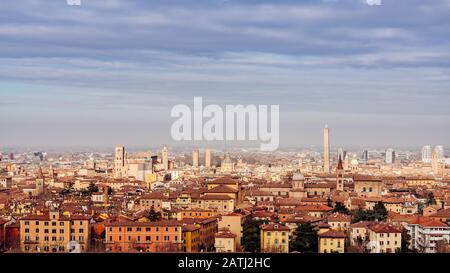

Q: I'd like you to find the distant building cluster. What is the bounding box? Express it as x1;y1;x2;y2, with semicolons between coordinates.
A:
0;126;450;253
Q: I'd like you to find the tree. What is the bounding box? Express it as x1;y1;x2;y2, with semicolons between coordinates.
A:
148;206;161;222
426;192;436;206
352;209;373;223
289;223;318;253
351;203;388;223
326;197;333;207
241;218;265;253
88;182;99;193
333;202;350;215
373;201;388;221
400;228;416;253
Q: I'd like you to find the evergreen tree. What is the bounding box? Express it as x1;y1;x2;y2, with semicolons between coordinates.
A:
87;182;99;193
148;205;162;222
326;197;333;207
400;228;416;253
426;192;437;206
289;223;318;253
241;218;265;253
333;202;350;215
373;201;388;221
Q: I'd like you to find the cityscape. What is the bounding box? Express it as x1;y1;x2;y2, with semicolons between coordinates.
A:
1;0;450;262
0;126;449;253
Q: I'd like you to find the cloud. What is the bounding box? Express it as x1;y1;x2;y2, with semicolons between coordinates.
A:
0;0;449;148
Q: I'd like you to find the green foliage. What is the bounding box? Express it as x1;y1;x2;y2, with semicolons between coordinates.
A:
148;205;162;222
241;218;265;253
333;202;350;215
88;182;99;193
400;228;416;253
373;201;388;221
426;192;437;206
289;223;318;253
351;202;388;223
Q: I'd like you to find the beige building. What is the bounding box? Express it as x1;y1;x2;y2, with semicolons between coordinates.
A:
19;208;91;253
218;213;244;248
215;228;236;252
353;175;382;197
260;224;290;253
367;223;401;253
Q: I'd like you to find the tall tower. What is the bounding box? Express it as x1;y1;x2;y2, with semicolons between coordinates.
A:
336;156;344;191
114;145;126;178
162;145;169;171
205;149;211;168
323;125;330;173
432;150;443;176
192;149;199;168
36;167;45;195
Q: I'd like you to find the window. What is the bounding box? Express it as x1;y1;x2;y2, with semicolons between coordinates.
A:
60;222;64;226
146;228;151;232
35;228;39;233
127;227;132;232
146;236;151;241
25;228;29;233
60;229;64;234
25;221;29;226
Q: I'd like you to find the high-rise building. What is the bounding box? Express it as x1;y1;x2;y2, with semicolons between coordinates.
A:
323;125;330;173
162;145;169;171
205;149;212;168
192;149;199;168
337;148;346;163
422;145;432;163
114;145;127;178
434;145;445;160
362;150;369;162
385;148;395;164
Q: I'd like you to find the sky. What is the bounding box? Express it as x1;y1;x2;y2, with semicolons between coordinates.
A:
0;0;450;151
